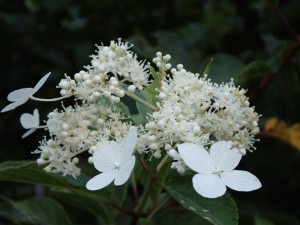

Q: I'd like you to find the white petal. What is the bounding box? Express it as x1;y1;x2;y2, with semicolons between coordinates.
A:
33;72;51;93
93;142;121;172
1;99;28;113
7;88;33;101
22;128;36;138
33;109;40;127
20;112;36;129
86;169;118;191
178;143;215;174
192;174;227;198
221;170;262;192
210;141;241;171
120;127;137;164
114;156;135;186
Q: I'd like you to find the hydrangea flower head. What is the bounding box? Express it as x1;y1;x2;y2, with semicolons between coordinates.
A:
138;65;260;173
178;141;261;198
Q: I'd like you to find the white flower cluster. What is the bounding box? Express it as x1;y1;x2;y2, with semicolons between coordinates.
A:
1;40;261;193
32;101;132;178
25;39;151;178
58;39;150;103
139;64;260;173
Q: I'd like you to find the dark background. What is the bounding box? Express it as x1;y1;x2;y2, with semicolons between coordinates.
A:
1;0;300;224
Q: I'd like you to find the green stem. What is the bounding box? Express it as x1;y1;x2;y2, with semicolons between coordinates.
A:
123;89;158;111
30;95;71;102
120;180;129;206
159;67;166;78
135;179;152;214
131;170;139;203
140;194;170;225
156;155;170;172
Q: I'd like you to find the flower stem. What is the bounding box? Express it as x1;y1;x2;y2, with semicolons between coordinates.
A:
131;170;139;203
135;179;152;214
30;95;71;102
156;155;170;172
140;194;170;225
123;89;158;111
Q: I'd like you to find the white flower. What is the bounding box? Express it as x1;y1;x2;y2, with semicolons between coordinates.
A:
140;66;260;174
86;127;137;190
20;109;40;138
1;72;50;113
178;141;261;198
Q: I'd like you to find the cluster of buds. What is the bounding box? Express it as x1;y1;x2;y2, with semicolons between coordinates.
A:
1;39;261;198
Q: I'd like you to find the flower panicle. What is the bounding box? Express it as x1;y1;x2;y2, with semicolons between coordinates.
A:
2;39;261;198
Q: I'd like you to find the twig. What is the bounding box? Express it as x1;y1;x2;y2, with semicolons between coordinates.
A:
263;1;298;41
249;2;300;102
249;35;300;103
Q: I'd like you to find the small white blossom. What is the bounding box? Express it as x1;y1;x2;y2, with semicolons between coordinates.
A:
20;109;40;138
86;127;137;190
59;39;150;104
1;73;51;112
33;100;132;178
139;65;260;173
178;141;261;198
152;52;172;72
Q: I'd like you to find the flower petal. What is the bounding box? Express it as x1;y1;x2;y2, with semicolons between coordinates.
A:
93;142;121;172
33;109;40;126
192;174;227;198
114;156;135;186
20;112;38;129
86;169;118;190
7;88;33;101
33;72;51;93
1;99;28;113
221;170;262;192
210;141;242;171
178;143;215;174
22;128;36;138
120;127;137;164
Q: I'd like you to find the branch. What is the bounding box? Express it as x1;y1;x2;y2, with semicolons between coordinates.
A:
263;0;298;41
249;35;300;103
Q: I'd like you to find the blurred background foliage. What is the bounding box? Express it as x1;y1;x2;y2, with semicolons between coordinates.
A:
0;0;300;224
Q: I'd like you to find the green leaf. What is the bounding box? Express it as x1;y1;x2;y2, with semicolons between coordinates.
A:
0;197;72;225
136;90;150;125
164;177;238;225
131;114;145;125
52;187;115;224
0;160;111;202
235;60;273;89
261;34;284;55
0;161;69;188
203;53;244;83
203;58;214;76
134;66;161;124
261;34;289;71
153;206;211;225
143;66;161;106
99;96;131;116
115;101;131;116
254;215;275;225
0;161;115;222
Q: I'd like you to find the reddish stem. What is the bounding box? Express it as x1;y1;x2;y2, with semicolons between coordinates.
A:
249;35;300;103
